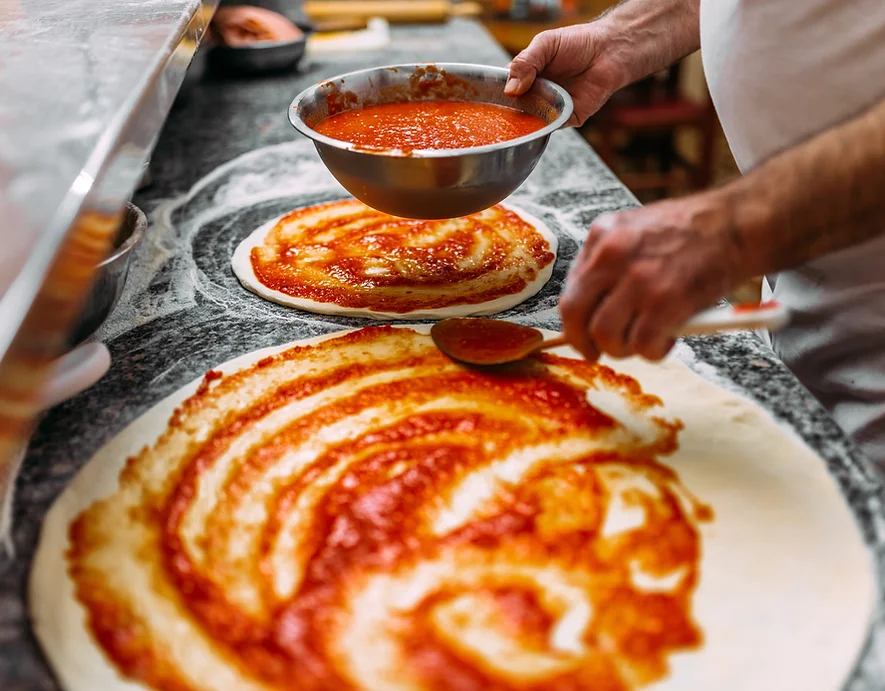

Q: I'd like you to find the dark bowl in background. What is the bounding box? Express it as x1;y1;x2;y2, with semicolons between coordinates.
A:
182;1;313;82
207;23;312;75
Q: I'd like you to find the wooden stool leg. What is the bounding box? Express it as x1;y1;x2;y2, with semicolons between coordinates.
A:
660;131;677;196
695;107;718;189
595;119;618;173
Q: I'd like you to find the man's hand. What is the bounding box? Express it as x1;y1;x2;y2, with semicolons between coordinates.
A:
560;195;745;362
505;25;627;127
504;0;702;126
561;89;885;364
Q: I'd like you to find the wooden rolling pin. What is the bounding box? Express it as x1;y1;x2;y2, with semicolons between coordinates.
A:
303;0;483;24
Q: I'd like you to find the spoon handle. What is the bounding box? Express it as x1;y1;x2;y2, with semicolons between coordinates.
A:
535;302;789;354
534;336;568;353
678;301;789;336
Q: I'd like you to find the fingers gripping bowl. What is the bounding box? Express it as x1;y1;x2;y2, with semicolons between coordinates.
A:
289;63;574;219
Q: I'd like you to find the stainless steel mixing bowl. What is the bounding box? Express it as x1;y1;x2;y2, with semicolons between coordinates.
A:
288;63;574;219
67;201;146;348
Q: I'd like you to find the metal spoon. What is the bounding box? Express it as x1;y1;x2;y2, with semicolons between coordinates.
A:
431;302;789;366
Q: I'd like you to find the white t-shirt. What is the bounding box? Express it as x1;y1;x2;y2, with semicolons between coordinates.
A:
699;0;885;468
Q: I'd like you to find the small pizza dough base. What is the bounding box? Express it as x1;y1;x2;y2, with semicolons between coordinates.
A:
230;203;559;320
30;326;876;691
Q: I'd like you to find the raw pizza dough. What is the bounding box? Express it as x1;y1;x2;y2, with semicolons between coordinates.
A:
30;325;875;691
230;200;558;320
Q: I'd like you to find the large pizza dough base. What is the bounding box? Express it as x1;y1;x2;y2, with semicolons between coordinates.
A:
30;326;876;691
230;203;559;320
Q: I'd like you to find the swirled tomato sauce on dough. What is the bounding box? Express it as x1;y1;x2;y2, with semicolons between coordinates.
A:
68;326;711;691
313;100;547;150
249;199;555;313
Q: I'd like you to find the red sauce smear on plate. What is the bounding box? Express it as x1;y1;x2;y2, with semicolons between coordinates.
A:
732;301;780;314
313;100;547;150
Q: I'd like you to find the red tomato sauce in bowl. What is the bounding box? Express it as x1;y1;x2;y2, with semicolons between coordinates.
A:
312;100;547;151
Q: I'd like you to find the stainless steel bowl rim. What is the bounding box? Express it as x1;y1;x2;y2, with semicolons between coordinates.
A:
210;22;312;52
288;62;574;159
98;201;146;268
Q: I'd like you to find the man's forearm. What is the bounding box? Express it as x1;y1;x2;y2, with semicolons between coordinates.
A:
713;96;885;278
599;0;701;89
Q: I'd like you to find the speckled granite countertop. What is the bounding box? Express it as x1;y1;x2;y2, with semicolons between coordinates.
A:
2;18;885;691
